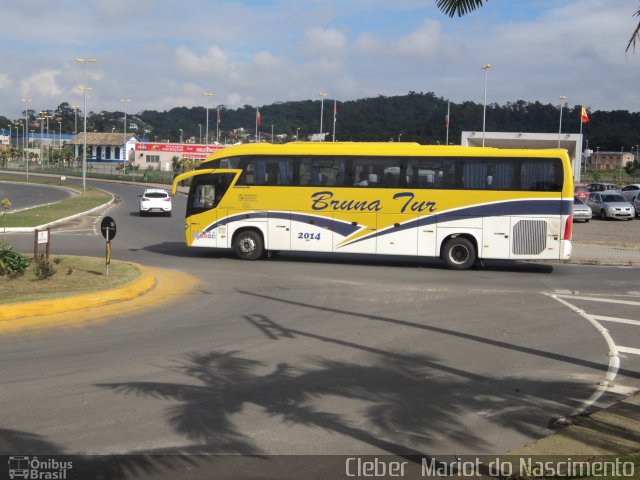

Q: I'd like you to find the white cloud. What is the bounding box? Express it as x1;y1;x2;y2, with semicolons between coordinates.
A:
176;45;230;76
299;27;348;58
0;74;12;89
20;70;64;98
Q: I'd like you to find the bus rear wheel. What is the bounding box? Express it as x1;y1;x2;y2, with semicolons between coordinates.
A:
442;237;476;270
233;230;263;260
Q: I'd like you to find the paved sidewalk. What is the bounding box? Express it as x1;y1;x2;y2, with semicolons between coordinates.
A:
570;241;640;266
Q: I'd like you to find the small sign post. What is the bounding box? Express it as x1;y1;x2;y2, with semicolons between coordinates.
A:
33;227;51;260
100;216;117;276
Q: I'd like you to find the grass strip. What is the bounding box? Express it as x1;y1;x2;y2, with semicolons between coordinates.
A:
0;255;139;304
0;175;111;228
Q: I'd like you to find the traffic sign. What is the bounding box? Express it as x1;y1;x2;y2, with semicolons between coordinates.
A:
100;216;117;240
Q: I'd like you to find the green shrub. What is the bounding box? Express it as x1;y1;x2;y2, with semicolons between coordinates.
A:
33;254;57;280
0;241;30;276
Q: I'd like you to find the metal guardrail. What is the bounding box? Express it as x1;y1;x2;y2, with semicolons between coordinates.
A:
1;161;176;185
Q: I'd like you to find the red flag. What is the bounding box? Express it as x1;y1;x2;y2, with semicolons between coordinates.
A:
256;108;261;126
581;106;589;124
333;100;337;120
217;109;221;125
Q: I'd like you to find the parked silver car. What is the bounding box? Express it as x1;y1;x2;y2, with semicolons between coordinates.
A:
586;183;619;193
586;192;635;220
621;184;640;202
572;196;592;222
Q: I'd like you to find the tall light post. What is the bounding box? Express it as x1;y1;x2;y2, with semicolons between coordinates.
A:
198;124;202;144
76;57;96;196
6;124;11;148
558;95;567;148
120;98;131;169
318;92;327;138
71;105;81;137
45;114;52;164
296;127;300;140
216;107;220;144
179;128;183;144
202;91;214;147
481;64;491;147
271;124;274;143
58;120;62;150
22;98;32;180
14;123;23;162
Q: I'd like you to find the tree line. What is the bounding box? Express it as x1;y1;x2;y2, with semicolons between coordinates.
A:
2;92;639;153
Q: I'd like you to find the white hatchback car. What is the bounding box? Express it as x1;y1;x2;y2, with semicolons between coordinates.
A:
139;188;172;216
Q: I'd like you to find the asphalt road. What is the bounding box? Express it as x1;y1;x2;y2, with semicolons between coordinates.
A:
2;178;640;478
0;180;74;211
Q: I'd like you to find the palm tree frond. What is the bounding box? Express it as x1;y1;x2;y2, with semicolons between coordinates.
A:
436;0;487;17
626;8;640;52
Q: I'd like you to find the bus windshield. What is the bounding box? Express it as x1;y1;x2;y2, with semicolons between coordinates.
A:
186;172;236;217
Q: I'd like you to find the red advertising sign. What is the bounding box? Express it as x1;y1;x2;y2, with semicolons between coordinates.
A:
135;143;226;156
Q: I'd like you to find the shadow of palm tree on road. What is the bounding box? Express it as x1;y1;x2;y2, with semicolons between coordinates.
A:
97;348;603;457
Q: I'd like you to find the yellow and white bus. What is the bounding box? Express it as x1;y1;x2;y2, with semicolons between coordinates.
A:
171;142;573;270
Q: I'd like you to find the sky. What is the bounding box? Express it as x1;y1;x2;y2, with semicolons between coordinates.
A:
1;0;639;120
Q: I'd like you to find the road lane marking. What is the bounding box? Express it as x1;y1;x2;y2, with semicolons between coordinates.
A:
553;294;640;306
617;346;640;356
592;315;640;326
546;293;620;415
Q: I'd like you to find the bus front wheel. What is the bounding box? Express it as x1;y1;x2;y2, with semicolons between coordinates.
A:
233;230;264;260
442;237;476;270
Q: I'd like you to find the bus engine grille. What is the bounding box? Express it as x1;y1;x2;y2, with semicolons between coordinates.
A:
512;219;547;255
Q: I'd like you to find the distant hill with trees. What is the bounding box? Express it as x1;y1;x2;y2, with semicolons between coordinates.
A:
2;92;639;153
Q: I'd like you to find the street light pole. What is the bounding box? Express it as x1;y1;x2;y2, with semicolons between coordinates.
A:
481;64;491;147
202;92;214;148
39;111;46;166
558;95;567;148
179;128;183;144
76;57;96;196
318;92;327;138
22;98;32;180
120;98;131;172
198;124;202;144
71;105;80;137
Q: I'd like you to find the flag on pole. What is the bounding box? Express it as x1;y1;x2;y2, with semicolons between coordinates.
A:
580;106;589;124
217;109;221;125
332;100;337;142
256;108;261;126
445;100;450;145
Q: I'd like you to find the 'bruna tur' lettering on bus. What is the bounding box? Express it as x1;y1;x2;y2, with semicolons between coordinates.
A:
310;191;383;212
393;192;437;213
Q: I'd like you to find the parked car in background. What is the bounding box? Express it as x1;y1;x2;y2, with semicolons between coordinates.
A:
139;188;172;216
586;183;619;193
586;191;635;220
621;184;640;202
574;185;589;201
572;196;592;222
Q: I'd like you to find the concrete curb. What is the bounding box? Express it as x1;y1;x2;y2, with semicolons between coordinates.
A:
0;263;155;322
